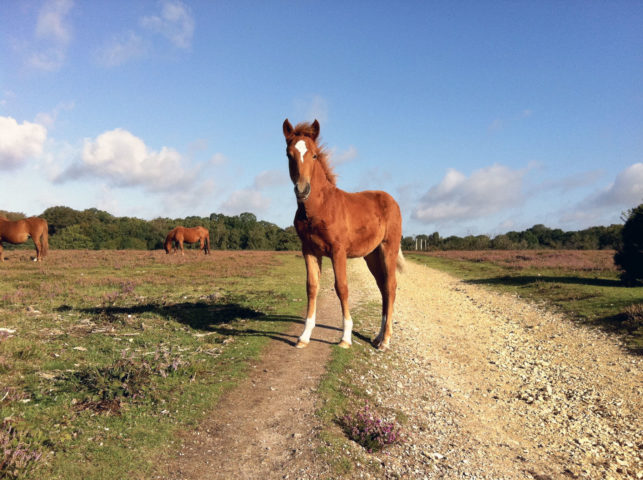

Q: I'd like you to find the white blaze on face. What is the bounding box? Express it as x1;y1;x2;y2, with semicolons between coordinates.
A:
295;140;307;163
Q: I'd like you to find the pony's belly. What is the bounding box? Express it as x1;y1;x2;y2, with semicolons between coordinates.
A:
4;232;30;244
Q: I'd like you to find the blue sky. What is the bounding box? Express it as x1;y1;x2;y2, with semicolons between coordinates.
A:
1;0;642;237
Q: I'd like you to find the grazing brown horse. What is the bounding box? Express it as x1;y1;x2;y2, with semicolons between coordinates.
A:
283;119;404;351
164;226;210;255
0;215;49;262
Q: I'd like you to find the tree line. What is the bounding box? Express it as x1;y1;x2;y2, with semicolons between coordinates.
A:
0;206;625;252
1;206;300;251
403;223;623;251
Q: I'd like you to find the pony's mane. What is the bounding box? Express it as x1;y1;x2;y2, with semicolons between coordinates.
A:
293;122;337;186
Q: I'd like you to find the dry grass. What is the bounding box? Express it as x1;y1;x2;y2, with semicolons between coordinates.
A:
414;249;617;271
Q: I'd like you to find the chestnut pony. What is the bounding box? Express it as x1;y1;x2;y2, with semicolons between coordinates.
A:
0;215;49;262
164;226;210;255
283;119;404;351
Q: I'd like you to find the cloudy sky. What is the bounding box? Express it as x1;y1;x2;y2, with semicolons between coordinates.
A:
1;1;642;237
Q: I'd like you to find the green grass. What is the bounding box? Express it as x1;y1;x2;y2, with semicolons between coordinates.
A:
314;301;406;478
406;251;643;353
0;250;306;479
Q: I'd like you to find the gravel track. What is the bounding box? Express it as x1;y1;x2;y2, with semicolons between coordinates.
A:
163;258;641;479
348;258;642;479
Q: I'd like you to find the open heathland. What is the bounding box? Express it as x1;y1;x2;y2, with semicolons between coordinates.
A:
0;250;306;479
2;249;641;479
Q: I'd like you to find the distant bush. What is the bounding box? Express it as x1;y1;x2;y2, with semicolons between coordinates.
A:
614;204;643;285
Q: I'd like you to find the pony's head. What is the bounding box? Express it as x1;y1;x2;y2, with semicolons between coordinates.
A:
283;119;335;203
163;234;172;254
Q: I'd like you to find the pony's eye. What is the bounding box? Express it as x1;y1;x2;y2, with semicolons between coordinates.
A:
312;154;317;159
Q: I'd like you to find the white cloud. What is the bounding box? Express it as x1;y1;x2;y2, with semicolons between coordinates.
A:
34;101;75;129
592;163;643;207
412;164;526;223
220;189;270;215
332;146;358;166
210;153;227;166
60;128;195;191
533;169;603;194
0;116;47;170
141;0;195;49
96;32;147;67
293;95;329;124
28;0;73;71
253;170;288;189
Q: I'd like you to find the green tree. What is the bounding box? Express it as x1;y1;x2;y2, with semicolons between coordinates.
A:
491;234;513;249
50;224;94;249
614;204;643;285
401;236;415;251
42;206;85;234
0;210;26;220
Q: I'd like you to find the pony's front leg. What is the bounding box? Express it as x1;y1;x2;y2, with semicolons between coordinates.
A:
331;251;353;349
297;253;322;348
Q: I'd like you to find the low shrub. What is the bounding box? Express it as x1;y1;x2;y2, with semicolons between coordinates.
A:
341;403;404;453
58;348;189;405
0;419;43;480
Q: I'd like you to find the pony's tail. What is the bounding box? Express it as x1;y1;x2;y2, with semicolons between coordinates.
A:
396;247;405;273
41;225;49;257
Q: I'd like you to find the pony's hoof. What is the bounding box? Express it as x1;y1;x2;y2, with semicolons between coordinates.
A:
372;337;389;351
295;340;309;349
337;340;351;349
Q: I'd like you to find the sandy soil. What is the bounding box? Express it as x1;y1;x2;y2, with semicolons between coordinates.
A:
161;259;642;479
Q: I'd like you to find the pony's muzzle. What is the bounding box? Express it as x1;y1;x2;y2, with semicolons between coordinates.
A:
295;182;311;202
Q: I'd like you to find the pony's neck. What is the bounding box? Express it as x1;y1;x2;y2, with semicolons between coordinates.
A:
302;160;336;215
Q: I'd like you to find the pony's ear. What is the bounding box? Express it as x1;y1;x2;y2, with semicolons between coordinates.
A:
283;119;294;138
311;119;320;141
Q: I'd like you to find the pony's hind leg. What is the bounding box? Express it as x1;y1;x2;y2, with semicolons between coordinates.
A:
365;245;397;351
331;251;353;349
33;234;42;261
297;253;322;348
0;243;4;262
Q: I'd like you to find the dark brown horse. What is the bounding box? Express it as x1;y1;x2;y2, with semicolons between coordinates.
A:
164;226;210;255
283;119;404;351
0;215;49;262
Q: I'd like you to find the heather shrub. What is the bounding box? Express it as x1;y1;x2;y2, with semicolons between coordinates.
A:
614;204;643;286
341;403;404;452
0;419;43;479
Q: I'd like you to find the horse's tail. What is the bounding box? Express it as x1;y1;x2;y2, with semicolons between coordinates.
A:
41;221;49;257
396;247;405;273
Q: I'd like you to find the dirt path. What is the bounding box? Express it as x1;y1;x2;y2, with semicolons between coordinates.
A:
162;259;642;479
161;263;344;480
